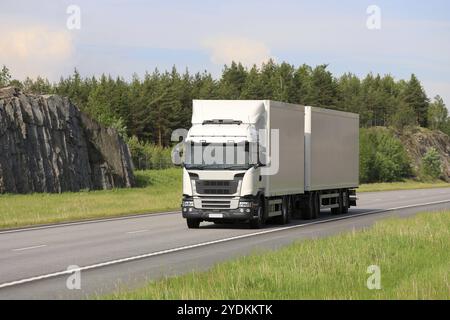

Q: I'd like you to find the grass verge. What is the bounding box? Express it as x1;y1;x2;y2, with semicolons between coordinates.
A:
105;211;450;300
0;168;182;229
358;179;450;193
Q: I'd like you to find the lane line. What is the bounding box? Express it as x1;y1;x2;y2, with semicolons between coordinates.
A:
12;245;47;252
1;188;449;235
126;230;149;234
0;211;181;235
1;198;449;290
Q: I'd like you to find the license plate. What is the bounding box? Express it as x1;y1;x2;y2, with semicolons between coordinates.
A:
209;213;223;218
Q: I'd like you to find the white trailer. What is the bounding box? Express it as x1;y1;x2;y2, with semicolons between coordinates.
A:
181;100;359;228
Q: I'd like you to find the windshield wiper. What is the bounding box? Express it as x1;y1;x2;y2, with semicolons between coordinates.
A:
185;165;207;170
222;165;251;170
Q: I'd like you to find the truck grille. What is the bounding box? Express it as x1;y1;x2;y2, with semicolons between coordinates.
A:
201;199;231;209
195;180;238;195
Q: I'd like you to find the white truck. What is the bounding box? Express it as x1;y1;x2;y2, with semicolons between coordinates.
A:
181;100;359;229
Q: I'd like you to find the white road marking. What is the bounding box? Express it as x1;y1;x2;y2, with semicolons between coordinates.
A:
12;245;47;252
0;198;450;290
126;229;148;234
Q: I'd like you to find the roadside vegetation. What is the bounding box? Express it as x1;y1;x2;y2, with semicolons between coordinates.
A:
358;180;450;193
0;169;181;229
359;128;412;183
0;167;449;229
105;211;450;300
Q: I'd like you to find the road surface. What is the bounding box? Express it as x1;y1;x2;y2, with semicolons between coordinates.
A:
0;187;449;299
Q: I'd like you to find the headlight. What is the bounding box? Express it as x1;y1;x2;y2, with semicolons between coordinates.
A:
239;201;252;208
183;200;194;207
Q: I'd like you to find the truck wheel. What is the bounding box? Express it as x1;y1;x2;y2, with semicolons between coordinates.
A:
312;192;320;219
250;199;265;229
331;191;343;215
301;193;314;220
341;191;349;214
187;218;201;229
276;196;291;225
293;198;302;219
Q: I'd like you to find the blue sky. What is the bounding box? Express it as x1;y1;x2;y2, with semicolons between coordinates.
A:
1;0;449;107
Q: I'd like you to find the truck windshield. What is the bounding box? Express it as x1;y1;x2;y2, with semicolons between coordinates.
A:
184;142;257;170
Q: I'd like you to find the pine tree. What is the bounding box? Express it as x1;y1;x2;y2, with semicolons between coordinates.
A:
241;65;264;99
389;99;417;129
219;61;247;99
259;59;277;99
305;65;338;109
132;69;162;142
337;73;362;113
403;74;429;127
22;76;52;94
272;62;295;102
428;95;448;130
0;65;11;87
291;64;312;105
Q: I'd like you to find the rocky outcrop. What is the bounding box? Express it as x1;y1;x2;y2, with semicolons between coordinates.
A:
395;127;450;181
0;87;135;193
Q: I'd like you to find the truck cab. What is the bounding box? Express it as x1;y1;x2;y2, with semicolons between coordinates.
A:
181;101;267;229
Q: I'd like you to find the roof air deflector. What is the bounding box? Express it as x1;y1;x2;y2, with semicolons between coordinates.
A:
202;119;243;125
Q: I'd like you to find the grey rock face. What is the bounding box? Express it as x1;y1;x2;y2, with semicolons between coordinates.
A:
0;87;135;193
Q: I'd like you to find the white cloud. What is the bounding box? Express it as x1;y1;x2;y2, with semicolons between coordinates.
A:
202;36;273;67
0;24;74;80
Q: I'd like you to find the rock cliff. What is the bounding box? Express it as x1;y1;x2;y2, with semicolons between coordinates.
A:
395;127;450;181
0;87;135;193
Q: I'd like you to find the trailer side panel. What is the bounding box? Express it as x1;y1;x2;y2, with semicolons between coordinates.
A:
266;101;305;196
305;106;359;191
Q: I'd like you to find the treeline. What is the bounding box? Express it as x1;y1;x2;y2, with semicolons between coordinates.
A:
1;61;449;148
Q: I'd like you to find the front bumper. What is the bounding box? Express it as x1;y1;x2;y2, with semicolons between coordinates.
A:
181;197;258;221
181;196;258;221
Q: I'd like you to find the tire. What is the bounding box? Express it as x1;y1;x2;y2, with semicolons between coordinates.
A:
342;191;349;214
292;198;302;219
312;192;320;219
250;199;265;229
301;193;314;220
331;191;343;215
187;218;201;229
276;196;291;225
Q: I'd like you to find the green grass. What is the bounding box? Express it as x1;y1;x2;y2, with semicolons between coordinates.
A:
359;179;450;193
105;211;450;300
0;168;182;229
1;167;449;230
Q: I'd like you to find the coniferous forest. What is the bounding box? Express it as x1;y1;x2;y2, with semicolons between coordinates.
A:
1;61;449;182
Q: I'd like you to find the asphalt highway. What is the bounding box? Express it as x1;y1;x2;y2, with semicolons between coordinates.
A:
0;187;449;299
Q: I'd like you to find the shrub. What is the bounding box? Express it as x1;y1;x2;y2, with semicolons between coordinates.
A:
420;147;442;180
359;128;411;183
127;136;174;170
